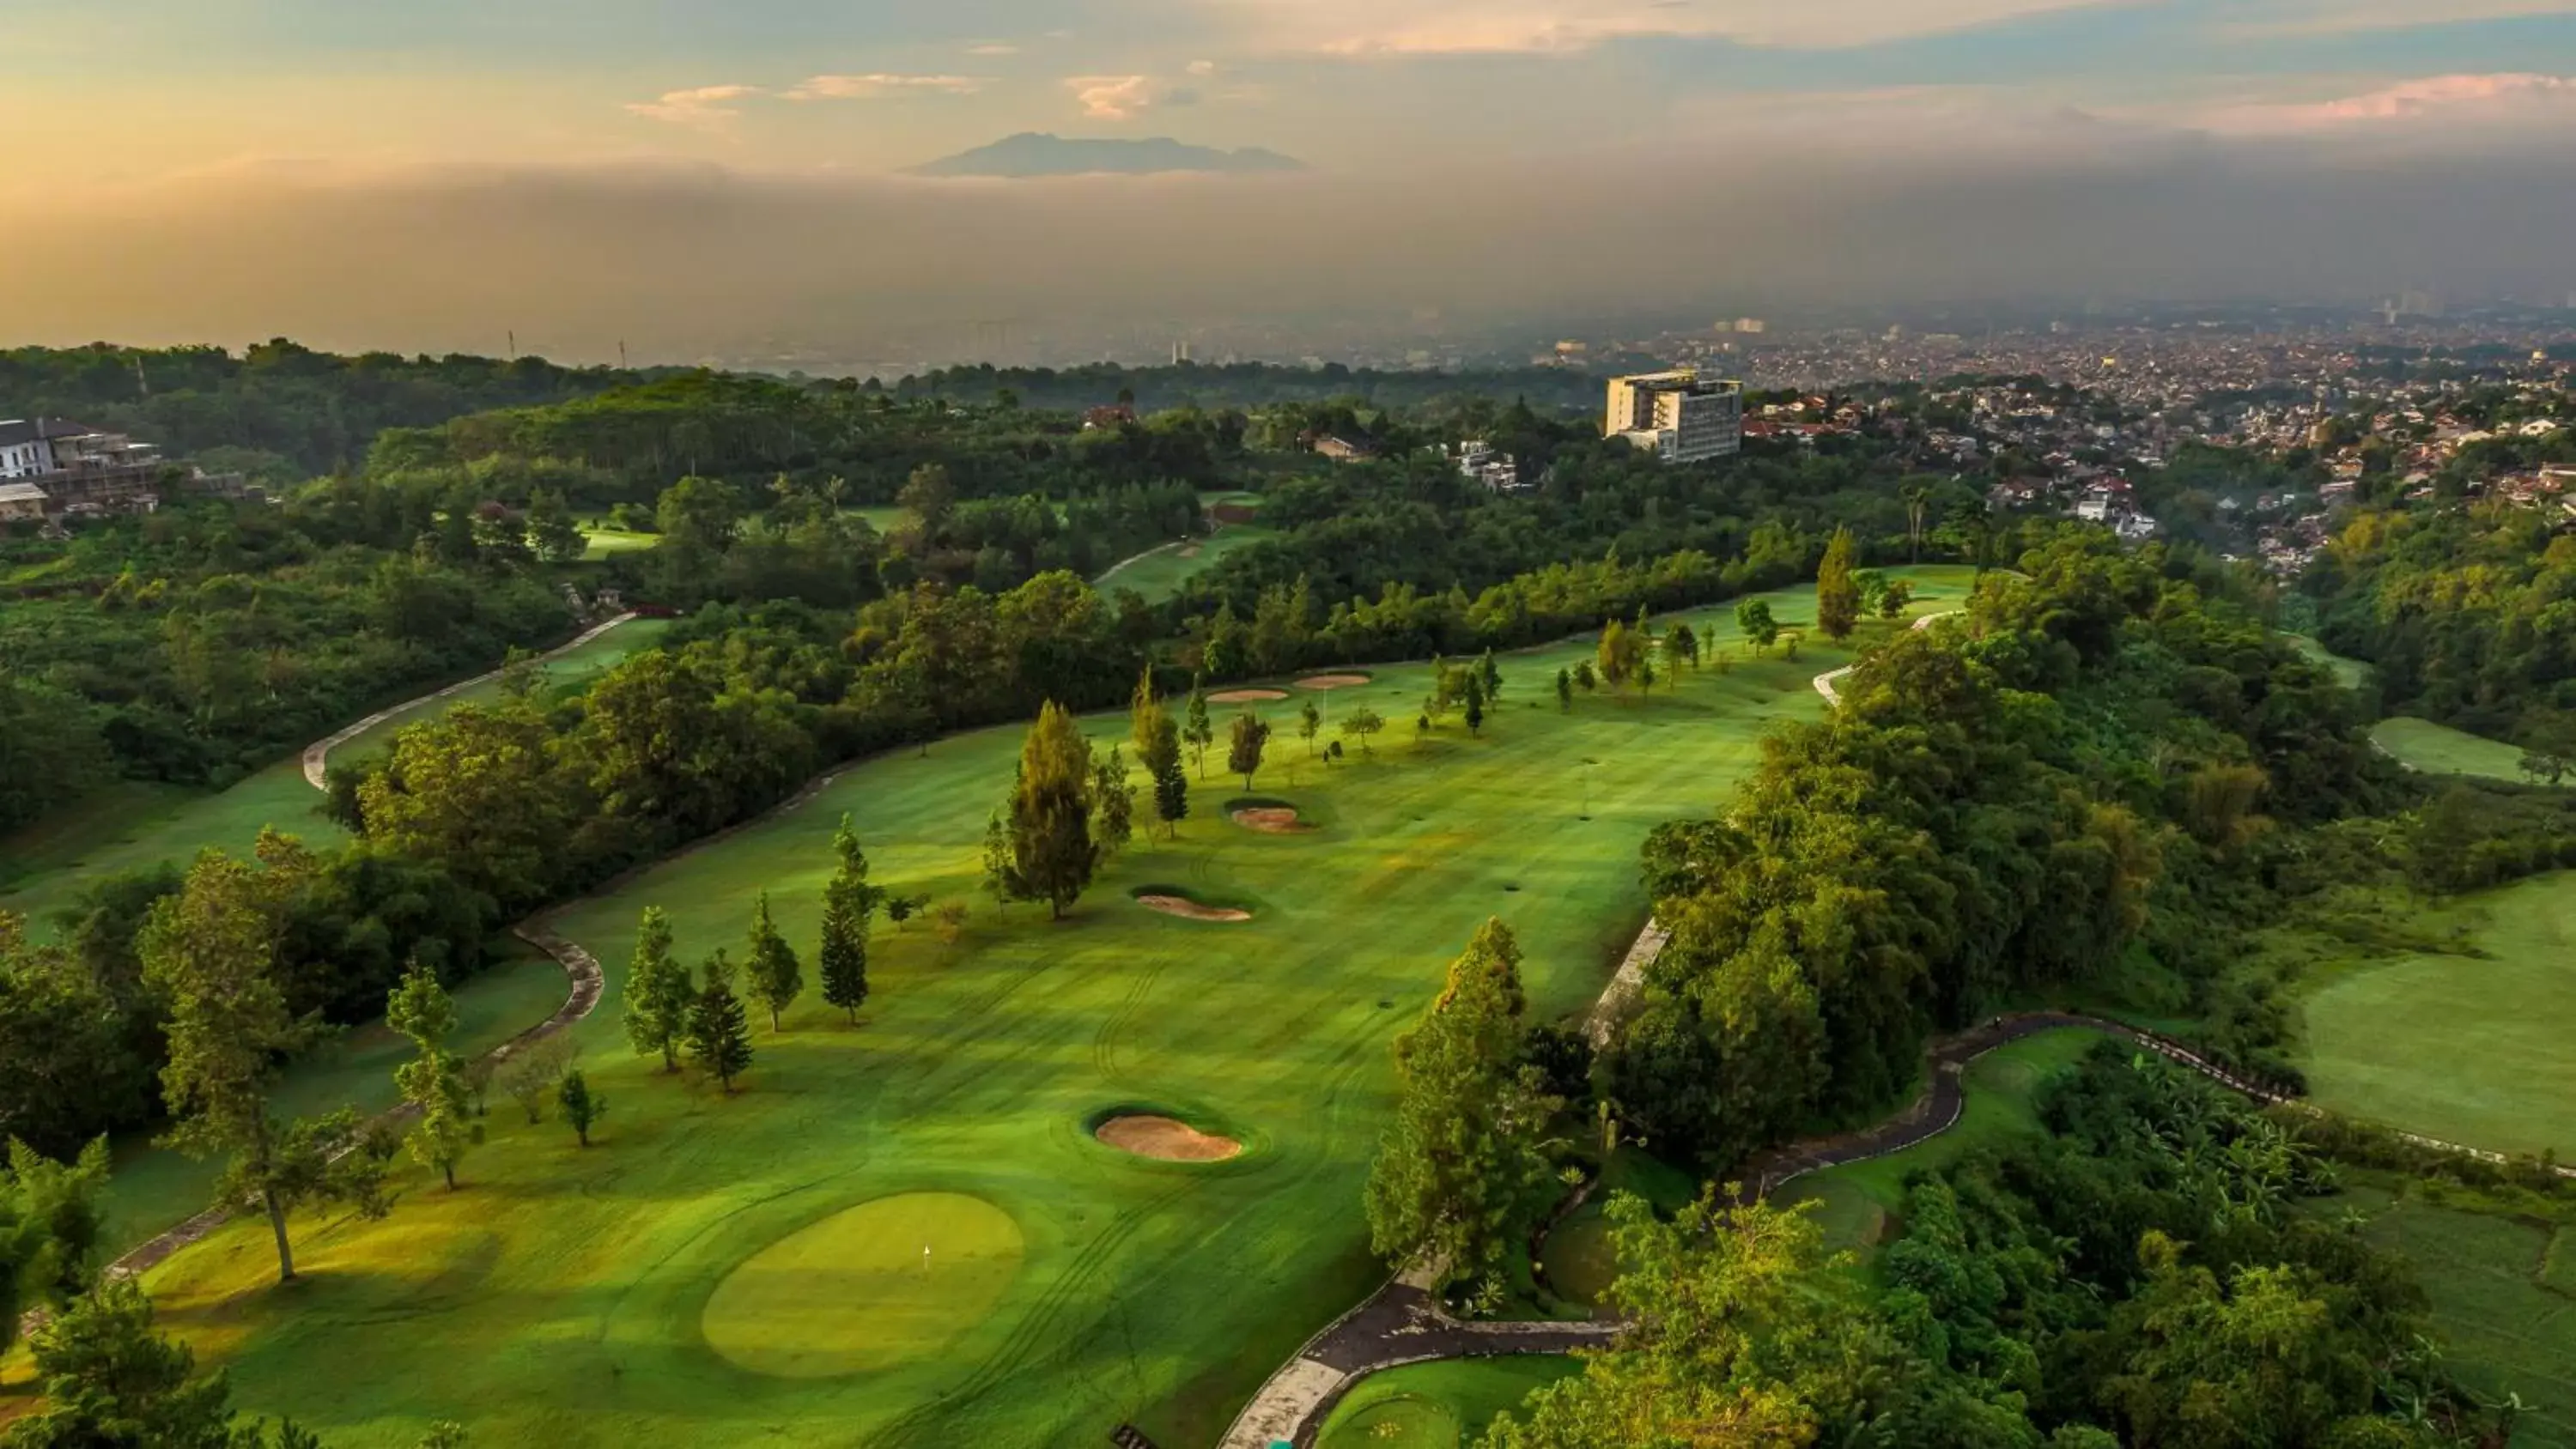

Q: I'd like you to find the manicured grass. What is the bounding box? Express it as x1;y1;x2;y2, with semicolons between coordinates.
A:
579;526;659;558
2318;1185;2576;1448
0;622;671;938
2371;717;2535;782
1096;524;1280;603
1539;1148;1702;1307
331;619;671;761
0;759;343;934
1315;1357;1582;1449
1771;1028;2114;1260
2291;635;2373;692
94;944;575;1255
701;1192;1025;1379
2298;872;2576;1159
132;569;1978;1449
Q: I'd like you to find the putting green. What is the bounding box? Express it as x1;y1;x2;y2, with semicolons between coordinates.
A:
2300;872;2576;1158
131;569;1979;1449
702;1193;1024;1378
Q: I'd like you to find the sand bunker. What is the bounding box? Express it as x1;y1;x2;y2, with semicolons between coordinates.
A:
1296;674;1372;690
1208;688;1290;704
1095;1114;1243;1162
1136;894;1252;923
1230;807;1311;834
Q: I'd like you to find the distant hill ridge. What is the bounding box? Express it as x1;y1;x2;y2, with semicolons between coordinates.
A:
908;133;1307;178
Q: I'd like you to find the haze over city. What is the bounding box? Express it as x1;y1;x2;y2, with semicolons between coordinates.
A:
7;0;2576;363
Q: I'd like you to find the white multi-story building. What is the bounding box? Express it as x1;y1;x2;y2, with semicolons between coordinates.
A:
1605;371;1744;464
0;418;167;514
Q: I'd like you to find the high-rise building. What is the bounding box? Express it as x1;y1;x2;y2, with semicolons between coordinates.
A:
1605;371;1743;464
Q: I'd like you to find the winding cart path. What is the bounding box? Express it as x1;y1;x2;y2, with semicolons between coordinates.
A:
107;621;635;1280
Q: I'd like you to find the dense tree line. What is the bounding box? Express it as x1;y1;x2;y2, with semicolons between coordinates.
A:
369;372;1246;507
1485;1049;2503;1448
2306;499;2576;742
0;339;652;482
0;492;579;820
1613;534;2386;1169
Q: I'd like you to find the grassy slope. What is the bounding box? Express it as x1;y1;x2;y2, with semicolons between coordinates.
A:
331;619;672;761
1769;1028;2111;1260
95;944;574;1254
2298;873;2576;1159
133;570;1976;1449
2371;717;2533;782
0;622;669;935
1315;1357;1583;1449
1096;524;1279;603
2320;1185;2576;1449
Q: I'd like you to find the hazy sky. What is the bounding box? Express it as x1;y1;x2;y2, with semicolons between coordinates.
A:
6;1;2576;358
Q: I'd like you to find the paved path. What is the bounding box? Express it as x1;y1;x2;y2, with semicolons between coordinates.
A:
105;627;631;1282
1814;608;1959;706
301;613;638;789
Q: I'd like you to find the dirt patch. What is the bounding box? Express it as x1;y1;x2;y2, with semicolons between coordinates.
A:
1231;807;1312;834
1096;1114;1242;1161
1208;688;1290;704
1296;674;1373;691
1208;503;1261;526
1136;894;1252;923
1177;544;1203;559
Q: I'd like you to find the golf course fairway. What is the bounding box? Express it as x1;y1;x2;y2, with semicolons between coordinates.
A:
129;572;1976;1449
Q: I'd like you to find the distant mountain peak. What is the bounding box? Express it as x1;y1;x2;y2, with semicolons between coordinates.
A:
906;133;1307;179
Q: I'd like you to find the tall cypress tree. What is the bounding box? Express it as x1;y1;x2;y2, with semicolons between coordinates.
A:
745;892;803;1032
1008;702;1098;919
1817;525;1862;640
687;949;755;1092
623;906;692;1070
818;814;875;1024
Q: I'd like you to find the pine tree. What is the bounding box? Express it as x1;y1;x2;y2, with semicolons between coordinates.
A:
1669;620;1700;670
1816;525;1861;640
1364;919;1558;1296
1464;676;1486;736
1130;667;1165;761
687;950;755;1092
1556;667;1574;711
1299;699;1323;756
556;1070;605;1146
744;892;803;1032
623;906;692;1070
1091;745;1136;857
1183;678;1214;779
819;815;876;1023
1008;701;1099;919
388;958;473;1190
1153;755;1191;837
1478;648;1503;702
1133;674;1188;840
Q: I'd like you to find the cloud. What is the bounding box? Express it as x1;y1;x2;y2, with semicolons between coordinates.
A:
1196;0;2128;54
624;84;763;128
2205;73;2576;136
1188;59;1220;76
967;43;1021;56
782;74;987;100
1066;75;1161;118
